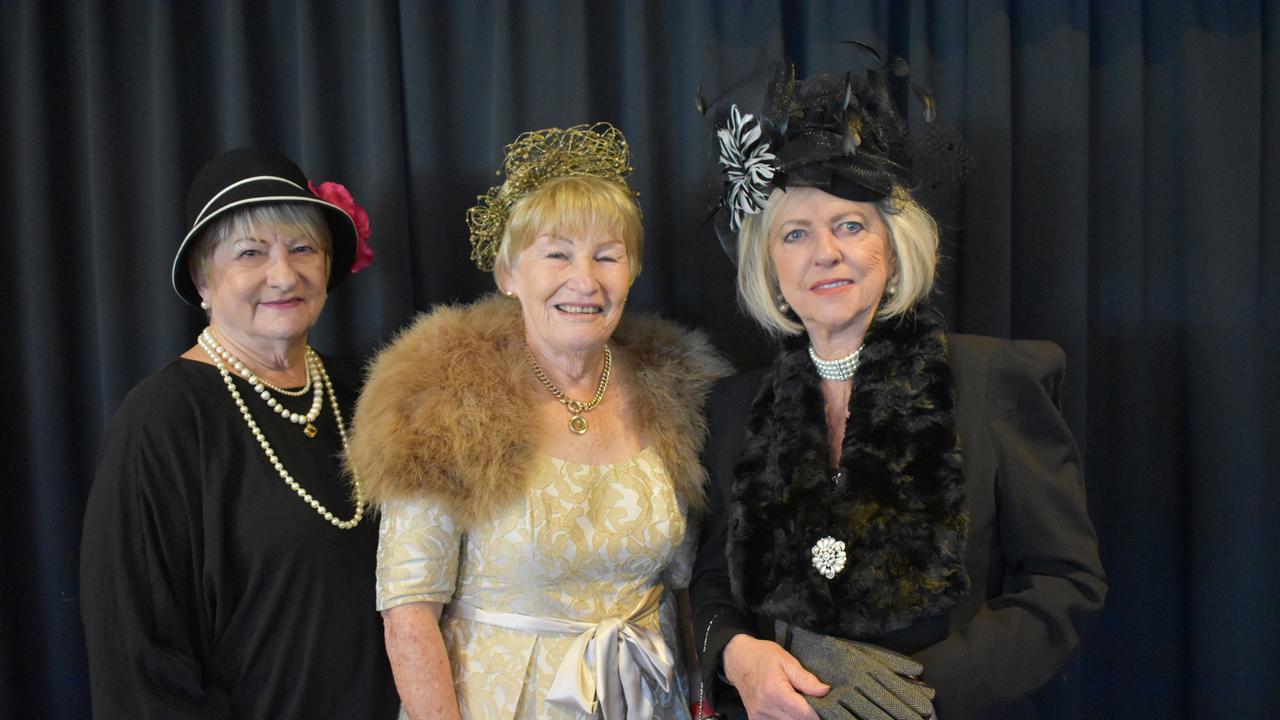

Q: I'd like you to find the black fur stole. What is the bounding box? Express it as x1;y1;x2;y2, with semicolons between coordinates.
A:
726;308;970;638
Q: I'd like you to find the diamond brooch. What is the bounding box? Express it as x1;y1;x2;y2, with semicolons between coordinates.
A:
810;536;847;579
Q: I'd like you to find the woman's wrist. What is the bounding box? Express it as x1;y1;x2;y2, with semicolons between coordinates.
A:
722;633;757;687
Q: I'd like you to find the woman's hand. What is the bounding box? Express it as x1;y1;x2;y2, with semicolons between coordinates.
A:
383;602;461;720
723;634;828;719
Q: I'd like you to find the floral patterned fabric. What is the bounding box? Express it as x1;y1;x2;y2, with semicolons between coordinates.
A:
377;447;693;719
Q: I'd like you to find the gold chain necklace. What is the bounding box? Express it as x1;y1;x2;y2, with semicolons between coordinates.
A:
525;344;612;434
197;330;364;529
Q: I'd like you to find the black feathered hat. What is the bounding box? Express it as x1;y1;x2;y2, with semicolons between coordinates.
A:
171;148;371;307
705;53;970;260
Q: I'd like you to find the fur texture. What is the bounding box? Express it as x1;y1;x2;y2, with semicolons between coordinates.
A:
726;307;970;638
348;295;731;528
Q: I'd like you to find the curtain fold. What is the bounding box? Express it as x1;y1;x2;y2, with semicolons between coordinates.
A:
2;2;1272;717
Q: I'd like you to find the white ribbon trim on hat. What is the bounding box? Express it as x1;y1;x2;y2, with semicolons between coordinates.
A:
193;175;306;226
448;584;673;719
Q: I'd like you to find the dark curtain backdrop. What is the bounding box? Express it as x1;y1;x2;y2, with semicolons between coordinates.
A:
2;1;1275;717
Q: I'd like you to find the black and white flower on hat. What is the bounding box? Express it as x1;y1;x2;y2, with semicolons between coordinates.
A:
717;104;778;231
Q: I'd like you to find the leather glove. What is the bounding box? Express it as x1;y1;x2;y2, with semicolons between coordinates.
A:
777;620;935;720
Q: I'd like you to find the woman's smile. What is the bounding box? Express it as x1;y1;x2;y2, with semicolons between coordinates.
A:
809;278;854;295
554;302;604;316
260;297;304;310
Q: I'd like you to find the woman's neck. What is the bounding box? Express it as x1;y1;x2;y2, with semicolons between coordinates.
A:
525;334;606;397
206;325;309;386
819;379;852;468
806;315;870;361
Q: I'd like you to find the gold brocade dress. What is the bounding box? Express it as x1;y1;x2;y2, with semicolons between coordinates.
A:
376;447;694;720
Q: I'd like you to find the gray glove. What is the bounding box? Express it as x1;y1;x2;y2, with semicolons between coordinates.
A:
777;621;936;720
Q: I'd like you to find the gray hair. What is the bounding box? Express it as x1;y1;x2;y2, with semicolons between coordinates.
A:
189;203;332;289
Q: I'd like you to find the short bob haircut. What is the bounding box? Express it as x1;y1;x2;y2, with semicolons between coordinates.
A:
737;186;939;336
493;175;643;284
189;203;333;290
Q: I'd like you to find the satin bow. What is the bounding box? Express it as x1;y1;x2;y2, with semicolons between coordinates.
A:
450;585;674;719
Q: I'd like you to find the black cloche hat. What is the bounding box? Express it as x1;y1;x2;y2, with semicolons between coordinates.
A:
171;148;361;307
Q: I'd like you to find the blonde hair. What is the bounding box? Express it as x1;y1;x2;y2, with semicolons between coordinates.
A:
736;187;938;336
190;203;332;288
493;175;643;283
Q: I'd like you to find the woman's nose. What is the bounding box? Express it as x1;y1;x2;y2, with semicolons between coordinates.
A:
266;249;300;288
566;258;601;292
814;228;841;265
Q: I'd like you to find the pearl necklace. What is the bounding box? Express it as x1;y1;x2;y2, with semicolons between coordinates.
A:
808;343;863;381
197;330;364;529
201;329;324;437
258;371;312;397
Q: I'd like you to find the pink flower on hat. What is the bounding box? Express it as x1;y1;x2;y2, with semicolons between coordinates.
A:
309;180;374;273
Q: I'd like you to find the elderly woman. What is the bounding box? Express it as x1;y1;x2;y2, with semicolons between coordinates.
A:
348;123;728;720
80;149;396;718
690;64;1107;720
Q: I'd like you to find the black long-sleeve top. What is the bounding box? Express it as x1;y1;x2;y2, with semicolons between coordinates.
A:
80;357;398;719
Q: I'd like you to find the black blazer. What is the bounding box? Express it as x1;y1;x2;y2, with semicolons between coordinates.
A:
690;334;1107;720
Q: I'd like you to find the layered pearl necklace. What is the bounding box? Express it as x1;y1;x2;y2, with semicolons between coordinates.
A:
197;328;364;529
808;343;863;381
201;329;325;437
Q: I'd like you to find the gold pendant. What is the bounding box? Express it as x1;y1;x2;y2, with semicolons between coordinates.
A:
303;422;318;438
569;414;588;434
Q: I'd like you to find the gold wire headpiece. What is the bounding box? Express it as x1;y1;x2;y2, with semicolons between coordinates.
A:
466;122;635;270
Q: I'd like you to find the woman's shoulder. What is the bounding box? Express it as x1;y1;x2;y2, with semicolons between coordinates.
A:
348;296;535;517
948;333;1065;368
110;359;219;427
613;311;734;391
947;333;1067;410
357;296;524;417
94;360;220;494
706;367;768;417
373;295;520;363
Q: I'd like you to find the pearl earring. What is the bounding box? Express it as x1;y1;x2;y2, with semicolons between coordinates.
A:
885;277;899;297
504;290;516;299
200;300;210;310
776;294;790;314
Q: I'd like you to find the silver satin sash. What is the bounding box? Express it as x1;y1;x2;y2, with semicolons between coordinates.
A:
448;584;674;719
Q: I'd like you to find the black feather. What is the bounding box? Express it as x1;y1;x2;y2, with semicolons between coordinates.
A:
842;39;883;65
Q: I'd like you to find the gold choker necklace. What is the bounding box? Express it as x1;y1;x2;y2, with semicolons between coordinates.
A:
526;344;612;434
197;329;364;529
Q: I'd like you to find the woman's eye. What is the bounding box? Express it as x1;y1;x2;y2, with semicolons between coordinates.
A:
782;228;806;242
291;244;318;254
596;255;619;263
237;249;261;258
839;221;864;233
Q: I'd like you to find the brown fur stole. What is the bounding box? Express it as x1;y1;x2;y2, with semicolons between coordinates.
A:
347;295;730;528
727;307;969;638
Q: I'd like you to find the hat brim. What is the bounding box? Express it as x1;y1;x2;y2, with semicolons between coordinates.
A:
171;188;357;308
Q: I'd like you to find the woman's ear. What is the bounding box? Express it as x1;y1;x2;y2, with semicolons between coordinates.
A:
495;266;516;299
